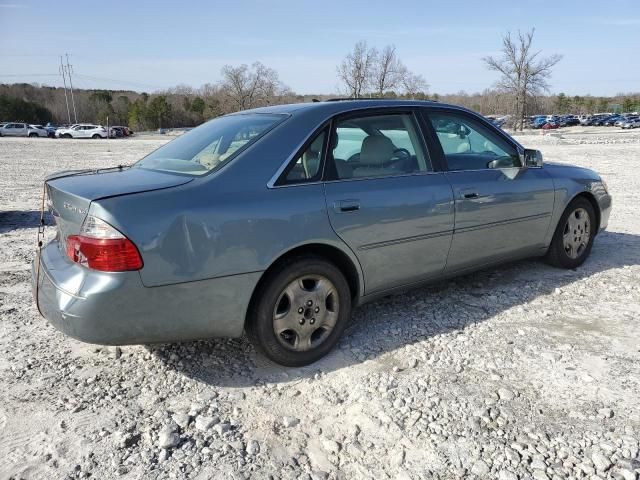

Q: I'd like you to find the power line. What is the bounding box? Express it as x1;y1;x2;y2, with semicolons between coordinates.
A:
73;74;164;90
64;53;78;123
59;56;71;124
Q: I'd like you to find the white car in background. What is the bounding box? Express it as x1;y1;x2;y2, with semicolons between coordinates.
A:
56;124;107;139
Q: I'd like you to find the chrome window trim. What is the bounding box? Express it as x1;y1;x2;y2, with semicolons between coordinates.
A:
323;169;445;185
268;169;447;189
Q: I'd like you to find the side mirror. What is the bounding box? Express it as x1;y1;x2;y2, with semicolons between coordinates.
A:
524;149;543;167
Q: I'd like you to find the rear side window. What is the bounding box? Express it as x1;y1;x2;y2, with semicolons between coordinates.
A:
427;111;521;171
282;129;326;184
135;113;285;176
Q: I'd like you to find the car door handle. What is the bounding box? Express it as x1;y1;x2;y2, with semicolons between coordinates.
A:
335;199;360;212
460;189;479;199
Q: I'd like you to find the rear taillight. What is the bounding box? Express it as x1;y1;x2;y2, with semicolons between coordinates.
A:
66;215;143;271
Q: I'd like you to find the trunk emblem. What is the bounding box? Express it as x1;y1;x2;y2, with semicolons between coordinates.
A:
63;202;87;215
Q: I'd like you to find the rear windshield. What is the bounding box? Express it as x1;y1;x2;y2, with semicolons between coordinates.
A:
134;113;286;176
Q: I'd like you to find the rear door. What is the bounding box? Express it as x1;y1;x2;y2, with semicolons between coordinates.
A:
322;110;454;294
422;107;555;272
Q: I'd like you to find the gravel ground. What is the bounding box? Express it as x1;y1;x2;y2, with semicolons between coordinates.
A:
0;128;639;480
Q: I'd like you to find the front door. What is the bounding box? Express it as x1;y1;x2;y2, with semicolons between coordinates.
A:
423;108;555;272
323;111;455;294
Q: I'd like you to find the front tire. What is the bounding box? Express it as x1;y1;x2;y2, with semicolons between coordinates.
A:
247;256;352;367
546;197;596;269
92;134;101;139
29;132;38;138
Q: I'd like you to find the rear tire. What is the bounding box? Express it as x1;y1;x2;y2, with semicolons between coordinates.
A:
29;132;38;138
545;197;596;269
246;256;352;367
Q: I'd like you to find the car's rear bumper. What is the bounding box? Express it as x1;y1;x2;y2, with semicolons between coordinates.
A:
32;240;261;345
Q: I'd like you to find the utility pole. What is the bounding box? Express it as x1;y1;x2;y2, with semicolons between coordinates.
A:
59;56;71;124
65;53;78;124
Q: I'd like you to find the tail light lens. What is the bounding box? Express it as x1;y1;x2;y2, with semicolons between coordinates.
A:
66;215;143;271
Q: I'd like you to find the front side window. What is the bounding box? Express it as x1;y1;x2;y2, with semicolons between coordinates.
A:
135;113;285;176
427;111;521;171
330;113;429;180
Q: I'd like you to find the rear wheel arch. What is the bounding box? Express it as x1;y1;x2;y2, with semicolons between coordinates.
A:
245;243;362;328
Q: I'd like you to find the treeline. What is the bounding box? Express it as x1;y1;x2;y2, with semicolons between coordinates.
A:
0;62;300;130
0;94;54;124
428;91;640;117
1;75;639;129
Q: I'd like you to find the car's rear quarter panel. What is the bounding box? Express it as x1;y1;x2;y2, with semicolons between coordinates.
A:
90;108;363;290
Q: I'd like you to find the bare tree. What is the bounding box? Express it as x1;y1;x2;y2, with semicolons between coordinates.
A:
372;45;406;96
337;41;377;98
483;29;561;130
220;62;287;112
402;72;428;99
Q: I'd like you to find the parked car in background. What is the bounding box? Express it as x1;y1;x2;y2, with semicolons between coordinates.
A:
32;99;612;366
44;123;59;138
559;116;580;127
56;124;107;139
109;126;124;138
614;116;635;127
603;116;622;126
0;122;47;137
590;116;608;126
0;122;29;136
542;121;560;130
532;117;548;129
110;125;132;137
621;118;640;129
28;125;49;137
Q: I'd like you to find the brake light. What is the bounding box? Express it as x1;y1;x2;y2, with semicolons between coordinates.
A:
66;216;143;271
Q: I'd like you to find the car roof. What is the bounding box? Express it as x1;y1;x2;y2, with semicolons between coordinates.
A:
238;99;447;116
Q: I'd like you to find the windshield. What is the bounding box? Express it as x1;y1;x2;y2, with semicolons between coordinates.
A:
134;113;286;176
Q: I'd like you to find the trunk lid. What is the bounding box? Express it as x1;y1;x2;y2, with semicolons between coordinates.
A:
46;167;193;246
